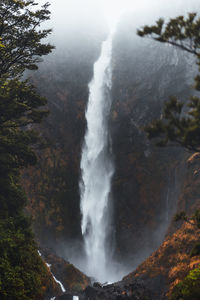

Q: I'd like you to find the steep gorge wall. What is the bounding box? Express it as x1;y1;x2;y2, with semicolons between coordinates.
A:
110;23;195;266
23;40;103;248
23;21;196;271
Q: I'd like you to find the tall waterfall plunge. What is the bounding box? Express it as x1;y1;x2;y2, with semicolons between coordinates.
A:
80;32;114;282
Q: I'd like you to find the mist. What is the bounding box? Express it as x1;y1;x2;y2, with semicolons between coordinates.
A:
34;0;200;81
37;0;199;45
34;0;199;283
35;0;199;67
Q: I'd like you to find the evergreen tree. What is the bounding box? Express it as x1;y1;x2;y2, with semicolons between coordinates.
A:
0;0;53;78
137;13;200;152
0;0;54;298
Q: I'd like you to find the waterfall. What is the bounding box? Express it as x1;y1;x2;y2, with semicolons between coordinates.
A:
80;32;114;282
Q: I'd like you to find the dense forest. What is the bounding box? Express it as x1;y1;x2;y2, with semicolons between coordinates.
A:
0;1;54;299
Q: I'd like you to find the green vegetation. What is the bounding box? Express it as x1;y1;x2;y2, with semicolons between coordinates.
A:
138;13;200;152
171;265;200;300
0;0;53;78
0;216;47;299
0;0;54;298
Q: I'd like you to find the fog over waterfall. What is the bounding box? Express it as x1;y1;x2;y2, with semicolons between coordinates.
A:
35;0;199;285
38;0;199;39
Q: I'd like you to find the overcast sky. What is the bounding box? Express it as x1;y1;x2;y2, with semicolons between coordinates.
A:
35;0;199;54
37;0;199;32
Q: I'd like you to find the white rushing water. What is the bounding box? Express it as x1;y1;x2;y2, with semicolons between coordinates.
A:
80;32;114;282
45;262;66;293
52;275;66;293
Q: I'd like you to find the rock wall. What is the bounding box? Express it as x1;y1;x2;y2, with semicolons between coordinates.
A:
23;38;103;249
110;23;194;266
23;19;196;274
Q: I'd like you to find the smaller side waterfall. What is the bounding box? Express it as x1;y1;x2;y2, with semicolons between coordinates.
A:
80;33;114;282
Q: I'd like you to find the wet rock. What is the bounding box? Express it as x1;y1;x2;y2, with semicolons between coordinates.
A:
56;293;73;300
93;282;103;288
80;279;154;300
40;248;90;294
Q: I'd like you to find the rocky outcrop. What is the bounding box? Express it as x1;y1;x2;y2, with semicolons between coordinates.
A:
40;248;90;295
124;221;200;299
80;279;154;300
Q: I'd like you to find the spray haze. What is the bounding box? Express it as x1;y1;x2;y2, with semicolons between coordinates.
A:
35;0;199;283
38;0;199;38
37;0;199;70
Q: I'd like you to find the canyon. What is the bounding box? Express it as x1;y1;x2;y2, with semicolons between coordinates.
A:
22;9;200;300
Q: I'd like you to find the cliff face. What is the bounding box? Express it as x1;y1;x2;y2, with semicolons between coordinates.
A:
111;152;200;299
110;22;194;265
176;153;200;217
23;40;103;248
23;18;196;275
123;153;200;298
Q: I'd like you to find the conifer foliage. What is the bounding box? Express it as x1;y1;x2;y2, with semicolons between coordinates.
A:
0;0;54;299
138;13;200;152
0;0;53;78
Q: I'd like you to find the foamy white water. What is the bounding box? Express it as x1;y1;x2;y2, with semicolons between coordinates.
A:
80;32;114;282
